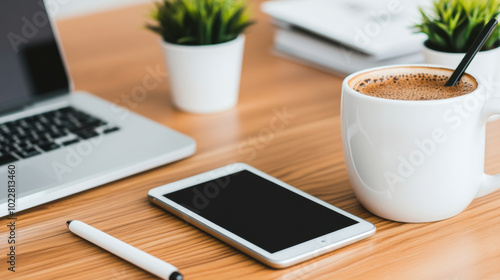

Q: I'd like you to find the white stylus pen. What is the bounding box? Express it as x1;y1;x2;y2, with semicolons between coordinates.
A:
67;220;183;280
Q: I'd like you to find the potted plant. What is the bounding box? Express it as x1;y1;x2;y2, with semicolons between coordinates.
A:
146;0;253;114
415;0;500;86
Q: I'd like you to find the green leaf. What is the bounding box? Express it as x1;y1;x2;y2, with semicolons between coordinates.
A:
177;36;196;44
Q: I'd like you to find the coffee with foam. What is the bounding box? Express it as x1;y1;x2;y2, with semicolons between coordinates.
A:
349;67;477;100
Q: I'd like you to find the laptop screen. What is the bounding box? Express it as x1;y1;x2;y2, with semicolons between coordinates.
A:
0;0;70;113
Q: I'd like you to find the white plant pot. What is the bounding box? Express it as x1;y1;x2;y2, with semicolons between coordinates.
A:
161;35;245;114
423;43;500;97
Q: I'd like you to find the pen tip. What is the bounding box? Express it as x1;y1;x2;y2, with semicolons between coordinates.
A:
66;220;73;227
170;271;183;280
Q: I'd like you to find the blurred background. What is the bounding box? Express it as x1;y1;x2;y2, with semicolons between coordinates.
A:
54;0;151;18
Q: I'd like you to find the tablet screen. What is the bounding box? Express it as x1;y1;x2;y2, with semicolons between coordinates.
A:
165;170;358;253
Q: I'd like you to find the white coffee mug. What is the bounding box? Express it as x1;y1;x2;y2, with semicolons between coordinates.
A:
341;65;500;222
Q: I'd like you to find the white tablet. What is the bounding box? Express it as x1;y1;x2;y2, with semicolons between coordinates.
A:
148;163;375;268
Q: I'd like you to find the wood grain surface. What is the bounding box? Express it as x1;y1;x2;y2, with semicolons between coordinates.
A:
2;2;500;279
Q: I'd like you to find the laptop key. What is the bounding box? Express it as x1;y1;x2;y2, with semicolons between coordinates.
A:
103;127;120;134
16;141;31;150
75;130;99;140
0;154;18;166
49;130;67;139
82;119;106;128
38;143;60;152
3;144;17;153
62;139;80;146
17;147;41;159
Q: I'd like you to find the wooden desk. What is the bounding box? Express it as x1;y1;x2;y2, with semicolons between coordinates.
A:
2;2;500;279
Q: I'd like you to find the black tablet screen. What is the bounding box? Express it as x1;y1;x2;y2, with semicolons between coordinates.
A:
165;170;358;253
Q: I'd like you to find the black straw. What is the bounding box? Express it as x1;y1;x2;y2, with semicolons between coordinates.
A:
445;18;498;87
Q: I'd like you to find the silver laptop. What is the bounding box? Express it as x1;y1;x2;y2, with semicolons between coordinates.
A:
0;0;196;217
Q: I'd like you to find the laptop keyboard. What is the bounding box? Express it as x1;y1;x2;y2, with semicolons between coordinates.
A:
0;107;120;166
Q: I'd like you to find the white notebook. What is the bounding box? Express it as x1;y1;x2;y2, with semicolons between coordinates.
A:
262;0;428;60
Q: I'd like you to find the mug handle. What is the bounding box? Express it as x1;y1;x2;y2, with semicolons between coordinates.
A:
478;98;500;197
